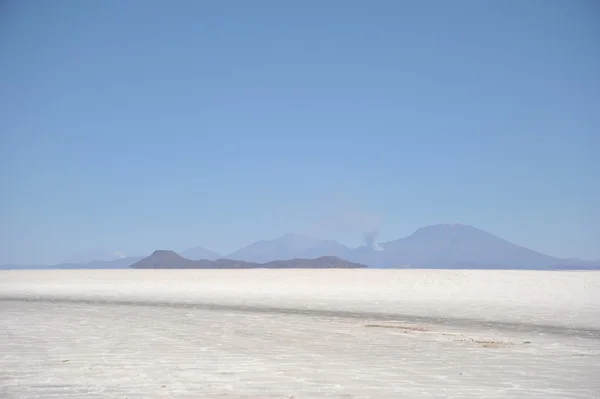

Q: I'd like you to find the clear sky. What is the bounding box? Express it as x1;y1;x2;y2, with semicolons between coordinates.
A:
1;0;598;264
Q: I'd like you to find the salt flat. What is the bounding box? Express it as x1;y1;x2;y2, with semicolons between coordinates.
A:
1;270;599;398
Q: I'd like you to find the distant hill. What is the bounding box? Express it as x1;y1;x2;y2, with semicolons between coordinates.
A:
362;224;561;269
130;250;367;269
548;259;600;270
0;256;143;270
226;233;352;263
180;246;221;260
63;250;128;264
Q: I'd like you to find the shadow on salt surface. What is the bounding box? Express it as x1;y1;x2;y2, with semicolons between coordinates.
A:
3;295;598;340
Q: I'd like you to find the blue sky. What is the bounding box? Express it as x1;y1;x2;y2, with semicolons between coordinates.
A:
1;0;598;264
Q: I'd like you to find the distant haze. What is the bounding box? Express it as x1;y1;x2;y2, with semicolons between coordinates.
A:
3;224;596;270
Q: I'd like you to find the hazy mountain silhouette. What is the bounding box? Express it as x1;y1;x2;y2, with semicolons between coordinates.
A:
180;246;221;260
224;224;596;269
549;259;600;270
64;250;128;264
130;250;367;269
0;256;143;270
3;224;599;270
226;233;352;263
357;224;562;269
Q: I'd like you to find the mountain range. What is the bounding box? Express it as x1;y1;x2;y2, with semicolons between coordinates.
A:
63;250;129;264
0;257;144;270
219;224;596;269
130;250;367;269
1;224;598;270
226;233;352;263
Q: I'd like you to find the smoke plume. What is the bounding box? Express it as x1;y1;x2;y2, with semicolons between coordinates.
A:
363;231;383;251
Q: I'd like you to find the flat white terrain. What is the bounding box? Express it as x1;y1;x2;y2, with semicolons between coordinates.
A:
1;270;599;398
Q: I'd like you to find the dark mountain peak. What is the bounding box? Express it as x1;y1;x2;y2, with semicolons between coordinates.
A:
130;252;366;269
132;250;196;269
150;250;180;257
